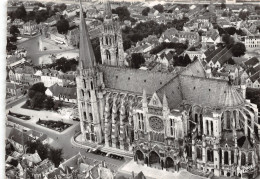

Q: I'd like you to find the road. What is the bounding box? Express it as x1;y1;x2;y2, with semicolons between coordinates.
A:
6;101;127;171
17;35;79;65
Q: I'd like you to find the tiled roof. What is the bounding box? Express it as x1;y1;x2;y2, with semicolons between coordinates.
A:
7;128;33;146
157;70;244;109
250;71;260;82
244;57;259;67
6;82;23;90
98;65;175;95
23;152;42;164
205;46;224;63
47;84;77;99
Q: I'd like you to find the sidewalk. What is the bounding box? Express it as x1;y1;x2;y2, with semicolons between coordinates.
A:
119;159;206;179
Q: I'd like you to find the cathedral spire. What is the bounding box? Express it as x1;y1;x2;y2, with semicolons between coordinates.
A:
79;0;96;69
104;0;112;19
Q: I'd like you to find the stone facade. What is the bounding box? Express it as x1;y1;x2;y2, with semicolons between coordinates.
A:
99;2;125;67
76;2;260;179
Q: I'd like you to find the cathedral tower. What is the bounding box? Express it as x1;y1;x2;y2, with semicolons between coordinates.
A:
100;1;125;66
76;1;105;144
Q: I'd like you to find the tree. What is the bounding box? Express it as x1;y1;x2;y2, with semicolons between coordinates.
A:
153;4;164;13
56;18;69;34
29;82;47;94
14;5;27;20
6;40;17;53
231;42;246;57
221;3;226;9
222;34;234;46
114;6;130;21
130;53;145;69
224;27;236;35
31;92;46;108
9;25;20;36
44;96;55;110
8;36;18;43
183;54;192;66
239;11;249;21
142;7;150;16
48;148;63;167
35;10;49;24
59;3;67;11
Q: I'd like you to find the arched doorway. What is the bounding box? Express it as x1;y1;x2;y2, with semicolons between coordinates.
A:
149;151;160;168
135;150;144;164
165;157;174;172
91;133;95;142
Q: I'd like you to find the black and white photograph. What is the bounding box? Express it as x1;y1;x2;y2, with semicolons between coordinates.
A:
3;0;260;178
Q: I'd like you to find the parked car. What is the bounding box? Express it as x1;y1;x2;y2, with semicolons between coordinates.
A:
108;154;124;160
91;149;107;156
73;117;80;121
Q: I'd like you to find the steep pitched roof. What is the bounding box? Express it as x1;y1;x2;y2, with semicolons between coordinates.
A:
79;0;96;69
244;57;259;67
98;65;175;95
47;84;77;99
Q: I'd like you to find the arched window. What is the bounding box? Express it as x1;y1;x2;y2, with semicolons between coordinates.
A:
195;113;198;123
231;150;234;164
207;149;213;162
90;81;93;90
83;79;86;88
197;147;202;160
224;151;229;165
88;91;91;98
241;152;246;166
89;113;93;122
248;152;252;164
211;121;213;135
106;37;109;45
109;37;112;45
81;89;84;97
106;50;111;64
83;112;87;120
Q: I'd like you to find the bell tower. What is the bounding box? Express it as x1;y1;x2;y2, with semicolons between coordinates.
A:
76;0;104;144
100;1;125;66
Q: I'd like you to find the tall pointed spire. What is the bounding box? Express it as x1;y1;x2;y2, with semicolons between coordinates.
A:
104;0;112;19
79;0;96;69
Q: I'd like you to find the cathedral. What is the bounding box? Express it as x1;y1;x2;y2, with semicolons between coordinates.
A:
76;1;260;178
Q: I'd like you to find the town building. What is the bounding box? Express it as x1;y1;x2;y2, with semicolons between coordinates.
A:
21;20;38;36
160;28;200;46
245;35;260;51
6;82;23;97
76;2;260;178
45;83;77;103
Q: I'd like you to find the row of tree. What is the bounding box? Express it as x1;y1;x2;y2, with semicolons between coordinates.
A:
8;3;67;24
222;34;246;57
122;17;189;51
150;42;188;55
43;57;78;73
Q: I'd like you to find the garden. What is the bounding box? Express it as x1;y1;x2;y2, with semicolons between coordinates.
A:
8;110;31;120
36;119;72;132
